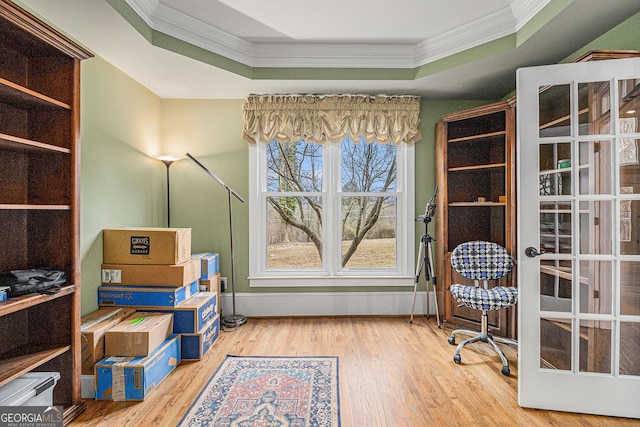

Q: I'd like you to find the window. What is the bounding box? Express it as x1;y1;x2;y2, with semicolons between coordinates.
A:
249;137;414;287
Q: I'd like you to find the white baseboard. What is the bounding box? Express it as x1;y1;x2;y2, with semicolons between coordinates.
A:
219;291;436;317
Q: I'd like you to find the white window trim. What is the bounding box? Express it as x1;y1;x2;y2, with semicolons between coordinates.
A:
248;141;415;287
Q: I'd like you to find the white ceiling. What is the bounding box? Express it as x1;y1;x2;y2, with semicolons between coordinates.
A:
16;0;640;99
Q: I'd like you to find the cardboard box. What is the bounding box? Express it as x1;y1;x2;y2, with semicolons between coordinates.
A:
81;306;137;330
98;281;199;307
181;315;220;361
101;259;201;287
199;273;220;296
105;312;173;357
103;228;191;265
81;307;137;375
191;253;219;279
143;292;217;334
95;334;181;401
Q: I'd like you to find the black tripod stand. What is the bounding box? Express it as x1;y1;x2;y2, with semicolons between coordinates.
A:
410;188;441;327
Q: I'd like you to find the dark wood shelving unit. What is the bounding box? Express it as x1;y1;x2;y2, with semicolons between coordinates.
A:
0;1;92;424
435;100;517;339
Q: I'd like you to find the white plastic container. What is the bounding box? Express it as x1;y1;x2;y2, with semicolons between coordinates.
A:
0;372;60;406
81;375;95;399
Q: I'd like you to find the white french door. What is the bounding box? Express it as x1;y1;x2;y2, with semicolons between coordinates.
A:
518;57;640;418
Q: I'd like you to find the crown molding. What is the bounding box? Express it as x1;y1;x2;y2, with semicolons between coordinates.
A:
413;6;515;66
149;0;255;65
125;0;158;27
511;0;552;31
252;42;417;69
125;0;551;69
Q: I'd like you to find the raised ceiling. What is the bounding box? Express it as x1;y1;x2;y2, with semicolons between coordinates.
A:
17;0;640;99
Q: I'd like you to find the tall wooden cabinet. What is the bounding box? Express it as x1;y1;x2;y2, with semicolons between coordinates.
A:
435;101;517;338
0;1;92;423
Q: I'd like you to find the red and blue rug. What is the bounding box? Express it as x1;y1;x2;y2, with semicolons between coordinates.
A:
178;355;340;426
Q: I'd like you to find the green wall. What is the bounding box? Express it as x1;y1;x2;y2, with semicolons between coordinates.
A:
562;12;640;62
156;98;493;296
80;56;164;314
78;10;640;313
161;99;249;295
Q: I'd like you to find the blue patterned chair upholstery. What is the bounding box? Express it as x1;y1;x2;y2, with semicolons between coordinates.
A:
447;240;518;376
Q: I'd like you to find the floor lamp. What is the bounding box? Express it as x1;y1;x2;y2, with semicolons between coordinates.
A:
155;155;183;228
186;152;247;328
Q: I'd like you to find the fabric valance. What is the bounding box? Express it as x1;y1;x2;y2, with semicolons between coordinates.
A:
241;94;421;145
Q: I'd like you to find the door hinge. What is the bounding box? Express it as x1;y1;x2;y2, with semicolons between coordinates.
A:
594;289;600;299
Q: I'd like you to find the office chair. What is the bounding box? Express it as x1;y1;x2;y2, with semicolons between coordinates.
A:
447;240;518;376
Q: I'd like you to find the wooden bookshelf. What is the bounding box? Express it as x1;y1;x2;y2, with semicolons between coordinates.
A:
435;100;517;339
0;1;92;423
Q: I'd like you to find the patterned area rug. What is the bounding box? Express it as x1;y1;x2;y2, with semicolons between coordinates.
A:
178;355;340;426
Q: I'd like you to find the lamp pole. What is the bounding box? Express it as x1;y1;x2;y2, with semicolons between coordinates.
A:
154;155;183;227
161;159;175;228
185;152;247;328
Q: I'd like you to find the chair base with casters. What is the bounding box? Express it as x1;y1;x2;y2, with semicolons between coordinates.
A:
447;287;518;376
446;241;518;376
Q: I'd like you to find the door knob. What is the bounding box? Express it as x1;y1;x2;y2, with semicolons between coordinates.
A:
525;247;542;258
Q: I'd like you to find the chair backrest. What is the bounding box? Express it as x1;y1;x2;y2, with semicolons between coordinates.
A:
450;240;513;281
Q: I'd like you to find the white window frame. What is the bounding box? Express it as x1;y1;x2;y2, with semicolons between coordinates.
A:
248;139;415;287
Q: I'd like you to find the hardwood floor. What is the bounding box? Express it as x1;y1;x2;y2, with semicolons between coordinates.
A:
70;317;637;426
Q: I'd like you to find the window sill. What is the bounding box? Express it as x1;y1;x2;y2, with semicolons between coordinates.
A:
248;275;414;288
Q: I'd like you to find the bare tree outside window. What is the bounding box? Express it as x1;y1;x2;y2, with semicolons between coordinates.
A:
341;140;397;268
266;140;323;268
266;138;397;269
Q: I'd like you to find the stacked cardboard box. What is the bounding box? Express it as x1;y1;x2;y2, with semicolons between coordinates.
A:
95;334;181;401
81;307;137;375
143;291;220;361
104;311;174;356
94;311;177;401
99;228;199;306
192;252;221;313
84;228;221;401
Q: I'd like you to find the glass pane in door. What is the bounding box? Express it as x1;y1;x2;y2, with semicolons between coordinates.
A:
540;143;572;196
579;81;610;135
579;200;613;255
540;259;572;312
620;199;640;254
579;319;612;374
540;202;572;254
539;84;571;137
619;322;640;376
540;317;572;370
579;260;612;314
620;261;640;315
618;78;640;137
579;140;613;195
618;136;640;168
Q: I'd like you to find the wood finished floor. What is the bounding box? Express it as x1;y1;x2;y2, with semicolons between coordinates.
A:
70;316;638;426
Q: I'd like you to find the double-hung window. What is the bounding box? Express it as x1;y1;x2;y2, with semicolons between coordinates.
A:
243;95;420;287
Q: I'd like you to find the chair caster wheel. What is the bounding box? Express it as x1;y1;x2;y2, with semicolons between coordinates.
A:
502;366;510;376
448;336;456;345
453;354;461;364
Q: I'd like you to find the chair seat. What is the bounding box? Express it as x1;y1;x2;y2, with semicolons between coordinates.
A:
450;284;518;311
